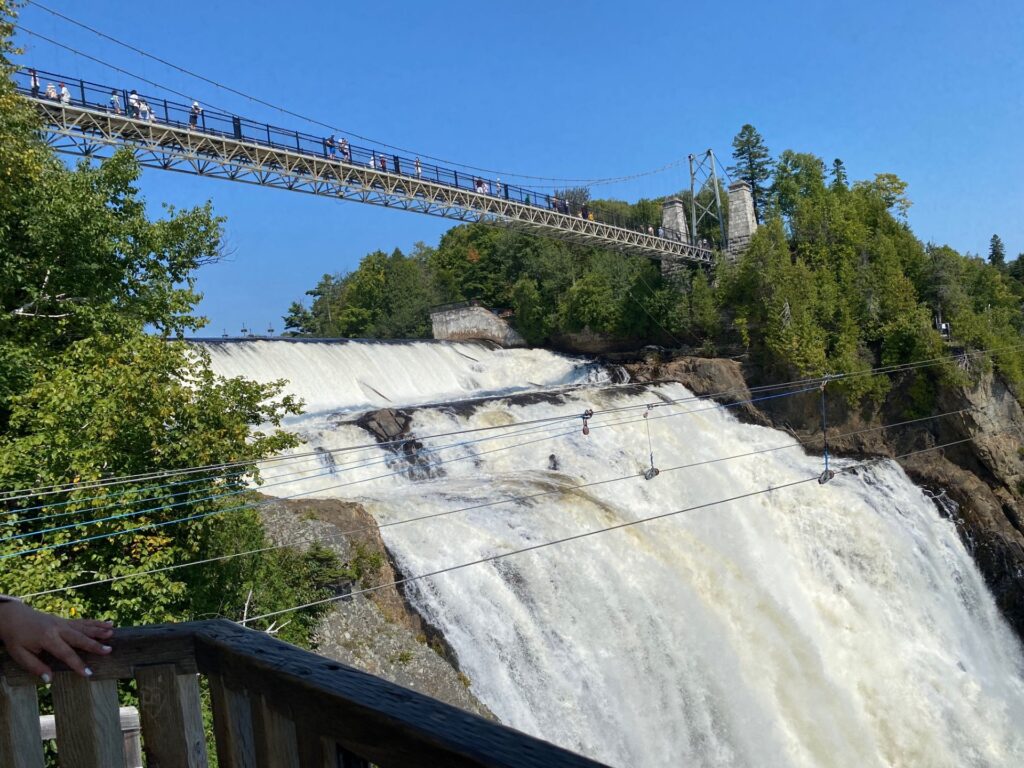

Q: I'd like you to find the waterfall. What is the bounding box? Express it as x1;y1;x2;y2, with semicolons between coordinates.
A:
196;338;610;418
205;340;1024;767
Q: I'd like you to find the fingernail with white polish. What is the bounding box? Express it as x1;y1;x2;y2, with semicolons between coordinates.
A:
84;667;93;677
101;645;112;652
40;673;51;684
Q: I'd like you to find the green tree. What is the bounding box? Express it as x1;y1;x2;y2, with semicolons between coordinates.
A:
282;301;316;336
511;277;548;345
0;4;338;644
1008;254;1024;284
853;173;912;220
728;124;773;224
989;234;1006;268
831;158;848;190
554;186;590;213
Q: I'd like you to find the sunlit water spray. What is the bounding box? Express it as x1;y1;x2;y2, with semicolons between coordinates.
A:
206;340;1024;767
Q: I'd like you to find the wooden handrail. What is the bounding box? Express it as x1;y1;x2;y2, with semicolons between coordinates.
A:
0;619;609;767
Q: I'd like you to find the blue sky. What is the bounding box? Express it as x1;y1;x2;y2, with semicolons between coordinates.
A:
13;0;1023;336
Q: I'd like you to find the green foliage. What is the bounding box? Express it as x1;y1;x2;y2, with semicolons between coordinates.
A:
290;124;1024;411
0;10;340;649
990;234;1006;268
830;159;848;190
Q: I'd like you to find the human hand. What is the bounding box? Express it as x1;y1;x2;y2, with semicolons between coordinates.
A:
0;600;114;682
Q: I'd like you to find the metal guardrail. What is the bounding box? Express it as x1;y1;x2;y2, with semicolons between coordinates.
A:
14;67;712;263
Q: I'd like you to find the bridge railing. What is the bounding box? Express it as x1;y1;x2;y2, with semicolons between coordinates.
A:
14;67;697;247
0;619;607;767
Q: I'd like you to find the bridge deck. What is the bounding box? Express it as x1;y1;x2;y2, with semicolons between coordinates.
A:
16;69;713;265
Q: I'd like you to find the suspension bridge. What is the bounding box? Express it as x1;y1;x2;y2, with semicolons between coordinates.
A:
13;68;757;268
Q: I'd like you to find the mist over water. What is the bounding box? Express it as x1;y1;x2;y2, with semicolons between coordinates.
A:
206;340;1024;767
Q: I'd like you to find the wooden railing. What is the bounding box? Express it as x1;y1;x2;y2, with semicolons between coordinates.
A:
0;619;608;767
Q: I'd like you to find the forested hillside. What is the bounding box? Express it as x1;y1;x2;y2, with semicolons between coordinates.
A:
287;128;1024;405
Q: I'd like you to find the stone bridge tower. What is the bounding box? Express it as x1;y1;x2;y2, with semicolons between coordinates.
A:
659;198;690;279
726;181;757;261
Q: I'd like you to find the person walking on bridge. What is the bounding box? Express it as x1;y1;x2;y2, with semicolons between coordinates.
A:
58;82;71;105
188;101;203;130
128;89;140;118
325;134;337;159
29;68;39;98
108;89;121;114
414;157;422;178
340;138;351;162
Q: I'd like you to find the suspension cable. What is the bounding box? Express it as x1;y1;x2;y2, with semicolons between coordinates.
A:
17;6;690;187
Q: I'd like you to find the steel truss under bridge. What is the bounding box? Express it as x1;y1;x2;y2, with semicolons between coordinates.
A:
26;98;715;266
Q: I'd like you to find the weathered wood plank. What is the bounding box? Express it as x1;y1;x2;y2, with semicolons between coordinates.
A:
295;723;325;768
52;672;122;768
0;623;197;686
4;619;608;767
0;677;44;768
137;664;208;768
193;620;609;768
251;693;299;768
40;706;142;767
208;671;256;768
295;722;351;768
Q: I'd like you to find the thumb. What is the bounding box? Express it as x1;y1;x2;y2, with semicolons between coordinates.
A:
8;646;52;683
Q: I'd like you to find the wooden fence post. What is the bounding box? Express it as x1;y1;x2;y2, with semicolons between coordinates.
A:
137;664;208;767
0;677;43;768
52;672;122;768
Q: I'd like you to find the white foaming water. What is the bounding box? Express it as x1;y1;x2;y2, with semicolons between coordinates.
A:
225;341;1024;767
199;339;607;418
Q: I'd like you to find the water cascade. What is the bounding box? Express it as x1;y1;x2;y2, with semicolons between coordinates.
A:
204;339;1024;768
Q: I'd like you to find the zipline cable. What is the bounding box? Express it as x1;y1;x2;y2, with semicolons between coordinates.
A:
5;404;607;523
236;435;980;626
17;412;981;599
1;385;823;544
2;338;1015;502
0;378;824;501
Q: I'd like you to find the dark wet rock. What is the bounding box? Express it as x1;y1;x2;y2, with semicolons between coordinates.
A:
357;407;412;444
354;408;445;480
624;355;770;427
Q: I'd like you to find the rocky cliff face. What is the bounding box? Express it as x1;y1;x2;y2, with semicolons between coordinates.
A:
624;352;1024;643
259;496;492;718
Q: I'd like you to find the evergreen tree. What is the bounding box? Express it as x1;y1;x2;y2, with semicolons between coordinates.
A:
989;234;1006;268
728;124;773;224
830;158;848;189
